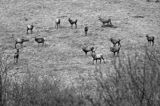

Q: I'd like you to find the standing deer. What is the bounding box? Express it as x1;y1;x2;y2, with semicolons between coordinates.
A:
27;24;34;34
146;34;154;46
98;16;112;26
91;50;105;64
84;25;88;36
68;18;78;28
14;49;20;63
55;18;61;29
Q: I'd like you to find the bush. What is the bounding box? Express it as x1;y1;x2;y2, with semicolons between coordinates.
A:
93;47;160;106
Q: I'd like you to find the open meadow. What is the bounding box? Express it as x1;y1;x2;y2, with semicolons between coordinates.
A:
0;0;160;105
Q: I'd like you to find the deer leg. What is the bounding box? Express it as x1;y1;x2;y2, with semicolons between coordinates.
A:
85;31;87;36
118;42;121;46
117;51;120;56
15;43;17;49
57;24;58;29
56;23;59;29
14;59;16;64
27;28;28;34
16;58;18;63
59;23;61;28
85;52;87;55
58;24;60;29
14;56;18;64
152;41;154;46
14;57;15;63
55;24;57;29
102;57;105;63
110;21;112;25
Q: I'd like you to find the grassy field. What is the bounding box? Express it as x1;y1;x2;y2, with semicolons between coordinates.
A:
0;0;160;91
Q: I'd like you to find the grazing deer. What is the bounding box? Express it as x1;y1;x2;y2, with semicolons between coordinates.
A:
82;46;94;55
109;38;122;47
34;36;45;47
68;18;78;28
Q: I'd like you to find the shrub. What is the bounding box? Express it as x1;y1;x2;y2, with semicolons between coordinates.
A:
93;47;160;106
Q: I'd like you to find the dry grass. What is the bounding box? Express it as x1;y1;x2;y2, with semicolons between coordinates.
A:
0;0;160;90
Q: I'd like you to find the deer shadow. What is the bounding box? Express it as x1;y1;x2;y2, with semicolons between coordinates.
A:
101;24;118;28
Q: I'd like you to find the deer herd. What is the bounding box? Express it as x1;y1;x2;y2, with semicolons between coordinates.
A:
11;15;155;65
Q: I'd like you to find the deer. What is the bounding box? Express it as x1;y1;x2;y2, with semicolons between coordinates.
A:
68;18;78;28
146;34;154;46
27;24;34;34
98;16;112;26
90;49;105;64
55;18;61;29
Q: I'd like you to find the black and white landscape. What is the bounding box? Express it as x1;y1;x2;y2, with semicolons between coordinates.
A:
0;0;160;106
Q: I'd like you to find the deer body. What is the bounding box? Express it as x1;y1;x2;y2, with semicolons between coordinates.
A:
84;26;88;36
98;17;112;26
91;51;105;64
35;37;45;46
110;45;121;56
14;49;19;63
82;46;94;55
15;38;29;48
146;34;154;46
55;18;60;29
27;24;34;34
68;18;77;28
